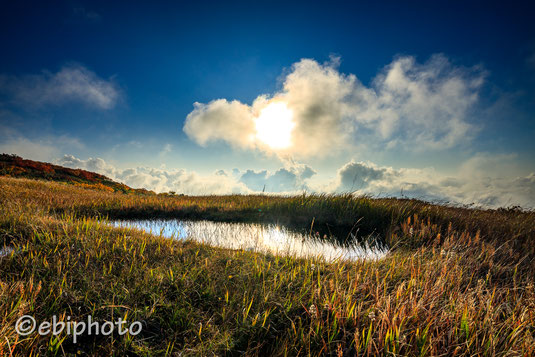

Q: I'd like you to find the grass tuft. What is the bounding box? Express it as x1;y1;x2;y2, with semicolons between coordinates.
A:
0;176;534;355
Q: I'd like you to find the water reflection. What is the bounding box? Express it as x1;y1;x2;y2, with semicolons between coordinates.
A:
0;246;14;258
110;220;387;262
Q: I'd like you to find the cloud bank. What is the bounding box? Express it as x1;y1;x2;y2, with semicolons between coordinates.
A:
57;155;316;195
57;155;250;195
0;64;121;109
184;55;485;158
56;154;534;209
331;157;535;209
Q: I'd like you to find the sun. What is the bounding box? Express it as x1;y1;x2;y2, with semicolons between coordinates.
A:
255;102;295;149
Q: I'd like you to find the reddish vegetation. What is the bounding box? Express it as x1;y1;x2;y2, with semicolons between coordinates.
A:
0;154;152;194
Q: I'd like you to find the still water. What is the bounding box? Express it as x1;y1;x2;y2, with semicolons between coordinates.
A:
0;246;14;258
111;219;387;262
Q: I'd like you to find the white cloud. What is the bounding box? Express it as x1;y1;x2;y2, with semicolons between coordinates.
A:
330;157;535;209
54;153;534;208
335;161;387;191
238;164;316;193
56;155;251;195
55;155;317;195
183;55;485;158
184;99;256;149
359;55;483;149
0;64;121;109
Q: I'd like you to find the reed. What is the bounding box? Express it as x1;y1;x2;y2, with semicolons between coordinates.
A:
0;176;534;355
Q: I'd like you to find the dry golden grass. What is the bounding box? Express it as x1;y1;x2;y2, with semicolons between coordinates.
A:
0;177;534;355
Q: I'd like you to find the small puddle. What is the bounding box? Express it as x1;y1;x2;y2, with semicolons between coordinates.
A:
110;219;387;262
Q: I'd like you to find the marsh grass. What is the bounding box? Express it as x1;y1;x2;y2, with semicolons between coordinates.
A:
0;177;534;355
109;219;387;262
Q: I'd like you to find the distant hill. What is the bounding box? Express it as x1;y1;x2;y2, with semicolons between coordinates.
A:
0;154;154;194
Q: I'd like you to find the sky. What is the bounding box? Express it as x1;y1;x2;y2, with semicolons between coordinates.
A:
1;0;534;208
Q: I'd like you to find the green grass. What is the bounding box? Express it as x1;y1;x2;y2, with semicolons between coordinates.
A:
1;177;534;355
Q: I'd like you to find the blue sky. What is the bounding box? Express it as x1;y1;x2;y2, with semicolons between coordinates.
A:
1;0;534;207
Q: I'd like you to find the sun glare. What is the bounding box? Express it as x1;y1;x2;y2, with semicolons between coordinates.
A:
255;102;295;149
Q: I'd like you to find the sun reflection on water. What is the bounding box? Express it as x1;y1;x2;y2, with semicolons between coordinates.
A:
110;220;387;262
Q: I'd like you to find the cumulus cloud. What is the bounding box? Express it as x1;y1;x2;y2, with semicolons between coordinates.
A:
183;54;485;158
330;157;535;209
358;55;483;149
55;155;318;195
56;155;250;195
336;161;389;191
0;64;121;109
238;164;316;193
54;153;534;208
184;99;255;149
44;142;535;209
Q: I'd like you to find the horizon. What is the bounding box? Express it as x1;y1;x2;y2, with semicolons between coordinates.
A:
1;0;534;208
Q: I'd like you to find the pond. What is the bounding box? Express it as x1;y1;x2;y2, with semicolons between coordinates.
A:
110;219;388;262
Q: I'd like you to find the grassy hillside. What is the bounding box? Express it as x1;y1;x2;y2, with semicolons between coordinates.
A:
1;176;534;355
0;154;153;195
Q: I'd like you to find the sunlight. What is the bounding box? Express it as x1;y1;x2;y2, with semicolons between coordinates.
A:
255;101;295;149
